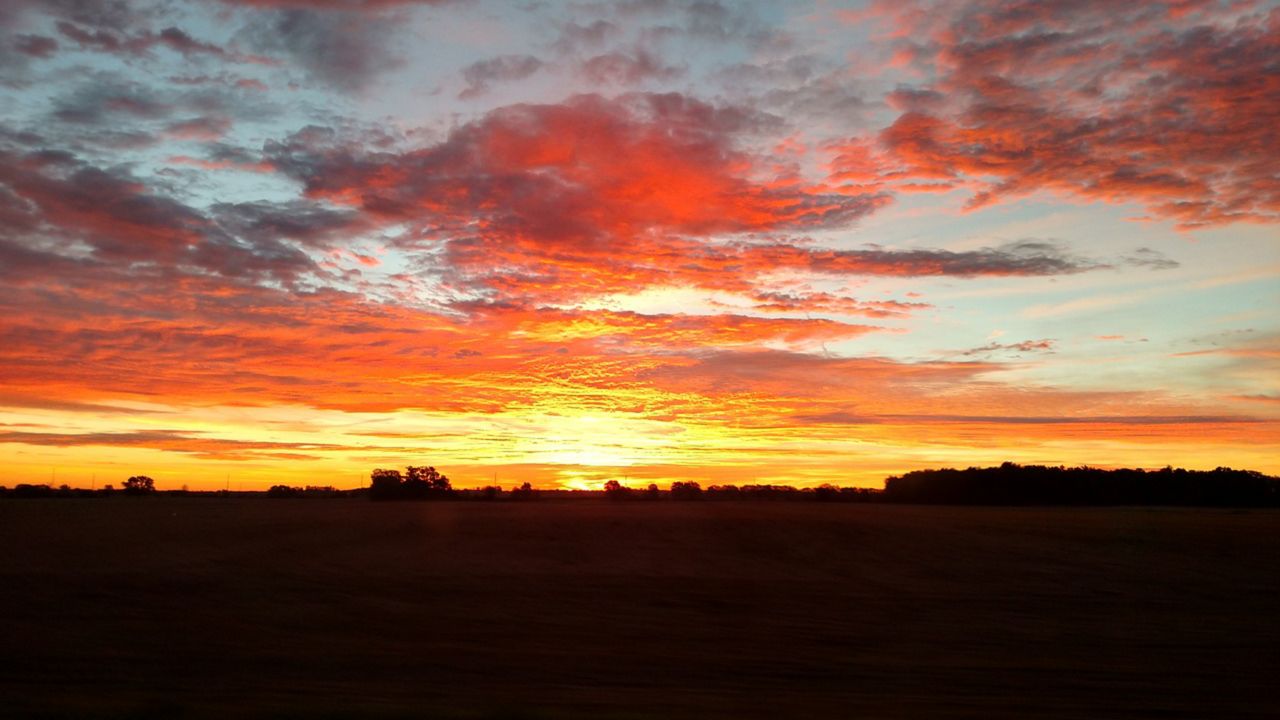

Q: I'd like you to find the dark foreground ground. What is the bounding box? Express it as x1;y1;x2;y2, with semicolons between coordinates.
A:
1;500;1277;719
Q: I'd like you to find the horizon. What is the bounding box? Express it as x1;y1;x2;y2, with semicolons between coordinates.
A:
2;0;1278;491
10;461;1279;495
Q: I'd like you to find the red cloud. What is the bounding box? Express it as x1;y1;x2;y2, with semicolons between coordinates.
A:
849;0;1280;228
266;94;1103;307
275;93;884;244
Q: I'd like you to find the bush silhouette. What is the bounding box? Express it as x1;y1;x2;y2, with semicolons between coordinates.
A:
11;484;55;498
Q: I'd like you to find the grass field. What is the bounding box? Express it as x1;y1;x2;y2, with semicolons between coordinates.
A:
1;499;1276;719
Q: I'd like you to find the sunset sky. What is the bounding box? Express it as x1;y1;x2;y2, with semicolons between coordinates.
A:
1;0;1277;490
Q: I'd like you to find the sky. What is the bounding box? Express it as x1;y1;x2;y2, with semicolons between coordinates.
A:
0;0;1277;491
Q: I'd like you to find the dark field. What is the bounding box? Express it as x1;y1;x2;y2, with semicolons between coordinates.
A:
1;500;1277;719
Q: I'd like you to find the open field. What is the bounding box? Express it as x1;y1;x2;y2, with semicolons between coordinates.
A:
1;499;1277;719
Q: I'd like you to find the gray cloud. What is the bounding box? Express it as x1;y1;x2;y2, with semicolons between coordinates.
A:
577;48;683;85
0;144;321;284
1121;247;1179;270
959;339;1056;357
552;19;619;54
459;54;544;99
0;429;342;460
242;8;405;92
789;239;1101;277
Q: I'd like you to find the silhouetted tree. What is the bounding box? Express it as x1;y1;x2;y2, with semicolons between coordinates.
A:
603;479;631;499
738;484;798;501
369;468;404;501
369;466;453;500
644;483;660;500
813;484;840;502
404;465;451;498
123;476;155;495
670;481;703;500
841;487;880;502
267;485;301;498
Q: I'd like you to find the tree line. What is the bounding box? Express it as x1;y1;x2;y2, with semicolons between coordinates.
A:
2;475;158;498
600;479;878;502
883;462;1280;506
4;463;1278;507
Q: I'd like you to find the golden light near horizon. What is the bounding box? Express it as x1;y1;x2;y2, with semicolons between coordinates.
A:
0;0;1277;490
